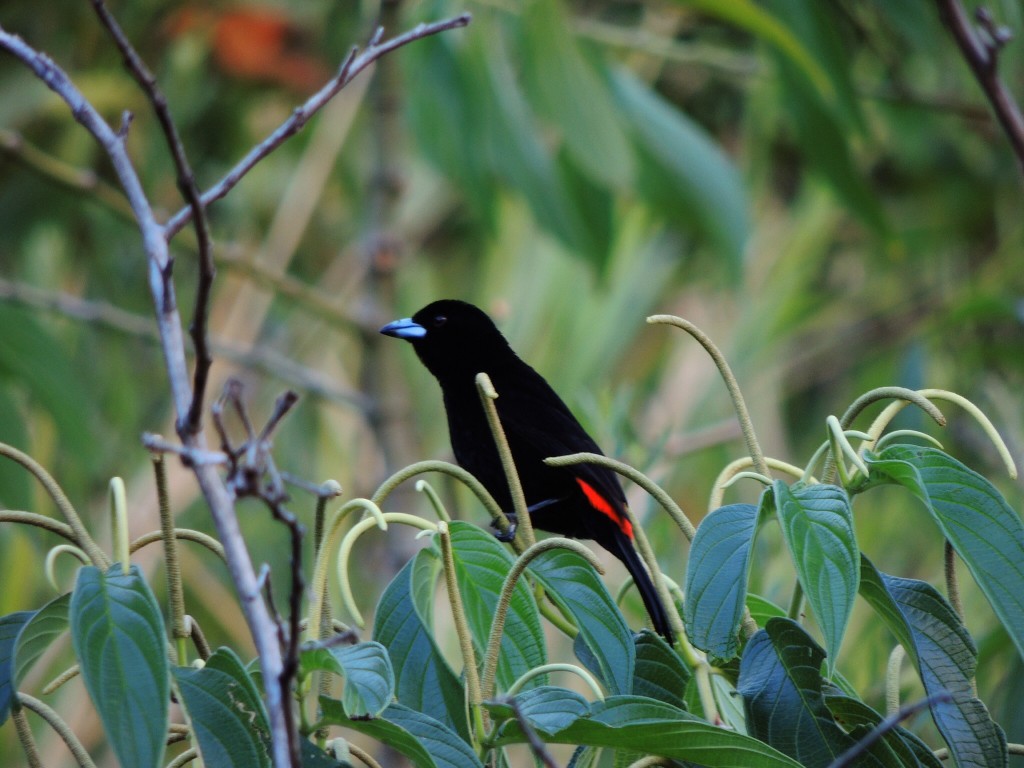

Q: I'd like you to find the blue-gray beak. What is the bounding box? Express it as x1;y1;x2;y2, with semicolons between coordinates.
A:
380;317;427;340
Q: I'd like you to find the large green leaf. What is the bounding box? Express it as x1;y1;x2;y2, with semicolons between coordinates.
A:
527;547;634;695
485;685;591;734
773;481;859;671
520;0;634;189
493;694;802;766
823;693;943;768
300;641;394;718
611;68;749;272
858;557;1007;768
372;553;468;741
320;699;483;768
14;592;70;688
865;444;1024;662
70;565;168;768
737;618;871;767
0;611;33;725
441;522;546;694
684;502;760;660
632;629;690;710
172;647;271;768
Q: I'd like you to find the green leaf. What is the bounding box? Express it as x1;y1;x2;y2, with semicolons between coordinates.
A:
442;522;546;693
773;481;859;671
823;693;943;768
671;0;832;102
527;547;634;695
684;502;759;660
632;629;690;710
14;592;70;688
858;557;1007;768
486;685;590;734
610;68;749;273
372;553;469;741
300;641;394;718
173;648;271;768
711;672;747;735
0;611;33;725
70;565;168;768
319;699;484;768
520;0;634;189
745;594;787;628
737;618;870;767
493;694;802;766
865;444;1024;663
301;738;351;768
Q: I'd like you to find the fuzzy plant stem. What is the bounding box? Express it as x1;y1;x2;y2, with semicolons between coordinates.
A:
437;522;486;746
480;538;604;701
476;372;534;549
152;453;189;663
0;443;109;568
647;316;768;477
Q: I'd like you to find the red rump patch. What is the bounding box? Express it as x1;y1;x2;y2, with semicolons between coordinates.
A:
575;478;633;539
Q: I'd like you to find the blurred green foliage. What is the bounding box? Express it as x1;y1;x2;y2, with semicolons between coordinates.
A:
1;0;1023;764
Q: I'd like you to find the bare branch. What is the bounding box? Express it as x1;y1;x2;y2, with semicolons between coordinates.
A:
87;0;216;434
142;433;229;466
0;277;370;410
163;13;472;237
0;23;193;419
935;0;1024;174
1;10;472;767
508;698;560;768
828;692;953;768
0;25;293;766
260;391;300;444
211;380;308;767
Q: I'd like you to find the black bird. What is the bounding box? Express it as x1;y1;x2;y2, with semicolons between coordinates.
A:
381;299;673;641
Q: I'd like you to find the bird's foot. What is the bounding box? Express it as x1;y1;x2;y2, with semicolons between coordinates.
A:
493;513;518;542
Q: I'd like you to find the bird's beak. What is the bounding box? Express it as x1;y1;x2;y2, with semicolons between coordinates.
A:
380;317;427;340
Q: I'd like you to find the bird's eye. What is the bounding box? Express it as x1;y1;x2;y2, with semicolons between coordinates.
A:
433;315;447;328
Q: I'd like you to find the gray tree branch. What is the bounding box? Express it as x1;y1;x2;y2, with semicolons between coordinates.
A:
935;0;1024;174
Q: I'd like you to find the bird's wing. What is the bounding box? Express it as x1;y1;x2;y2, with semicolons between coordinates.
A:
494;371;632;535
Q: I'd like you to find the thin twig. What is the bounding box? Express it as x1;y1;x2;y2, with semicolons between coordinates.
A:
1;23;290;742
211;379;308;767
0;13;471;768
827;692;952;768
934;0;1024;173
163;13;472;238
142;433;229;466
269;497;305;768
86;0;217;435
259;391;300;444
508;698;560;768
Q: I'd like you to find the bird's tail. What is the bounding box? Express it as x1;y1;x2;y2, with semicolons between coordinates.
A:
605;532;675;644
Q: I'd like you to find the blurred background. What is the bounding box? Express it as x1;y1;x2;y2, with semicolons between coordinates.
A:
2;0;1023;764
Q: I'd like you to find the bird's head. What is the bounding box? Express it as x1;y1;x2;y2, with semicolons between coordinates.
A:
380;299;513;382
